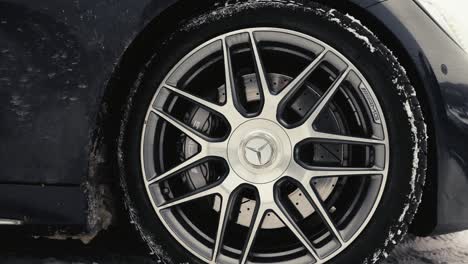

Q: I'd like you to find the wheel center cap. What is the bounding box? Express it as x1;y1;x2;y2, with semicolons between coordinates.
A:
227;119;292;184
243;134;276;167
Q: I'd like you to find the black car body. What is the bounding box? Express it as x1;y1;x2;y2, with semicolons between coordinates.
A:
1;0;467;238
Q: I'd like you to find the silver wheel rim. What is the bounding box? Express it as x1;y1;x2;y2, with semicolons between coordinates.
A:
140;28;389;264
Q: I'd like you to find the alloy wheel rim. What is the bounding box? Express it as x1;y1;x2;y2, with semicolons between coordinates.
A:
140;28;389;264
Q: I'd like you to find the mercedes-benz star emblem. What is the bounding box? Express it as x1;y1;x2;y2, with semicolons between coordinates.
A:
244;137;274;166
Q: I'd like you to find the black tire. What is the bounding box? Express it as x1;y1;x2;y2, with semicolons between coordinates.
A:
118;1;427;263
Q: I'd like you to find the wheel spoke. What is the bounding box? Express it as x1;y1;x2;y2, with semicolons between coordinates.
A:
240;207;265;264
300;181;344;245
273;206;320;260
147;153;206;185
276;49;328;101
303;68;351;127
163;84;225;114
311;131;385;145
249;32;273;106
222;37;237;110
158;185;222;211
151;108;208;146
211;191;238;263
306;167;384;178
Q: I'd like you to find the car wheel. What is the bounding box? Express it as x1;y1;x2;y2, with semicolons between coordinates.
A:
119;1;427;263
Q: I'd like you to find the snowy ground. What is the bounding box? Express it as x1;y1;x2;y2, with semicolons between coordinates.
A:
0;229;467;264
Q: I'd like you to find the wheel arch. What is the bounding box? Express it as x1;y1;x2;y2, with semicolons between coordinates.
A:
86;0;230;231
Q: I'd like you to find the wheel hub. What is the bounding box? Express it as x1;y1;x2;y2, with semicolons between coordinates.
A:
227;119;292;184
242;133;276;167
